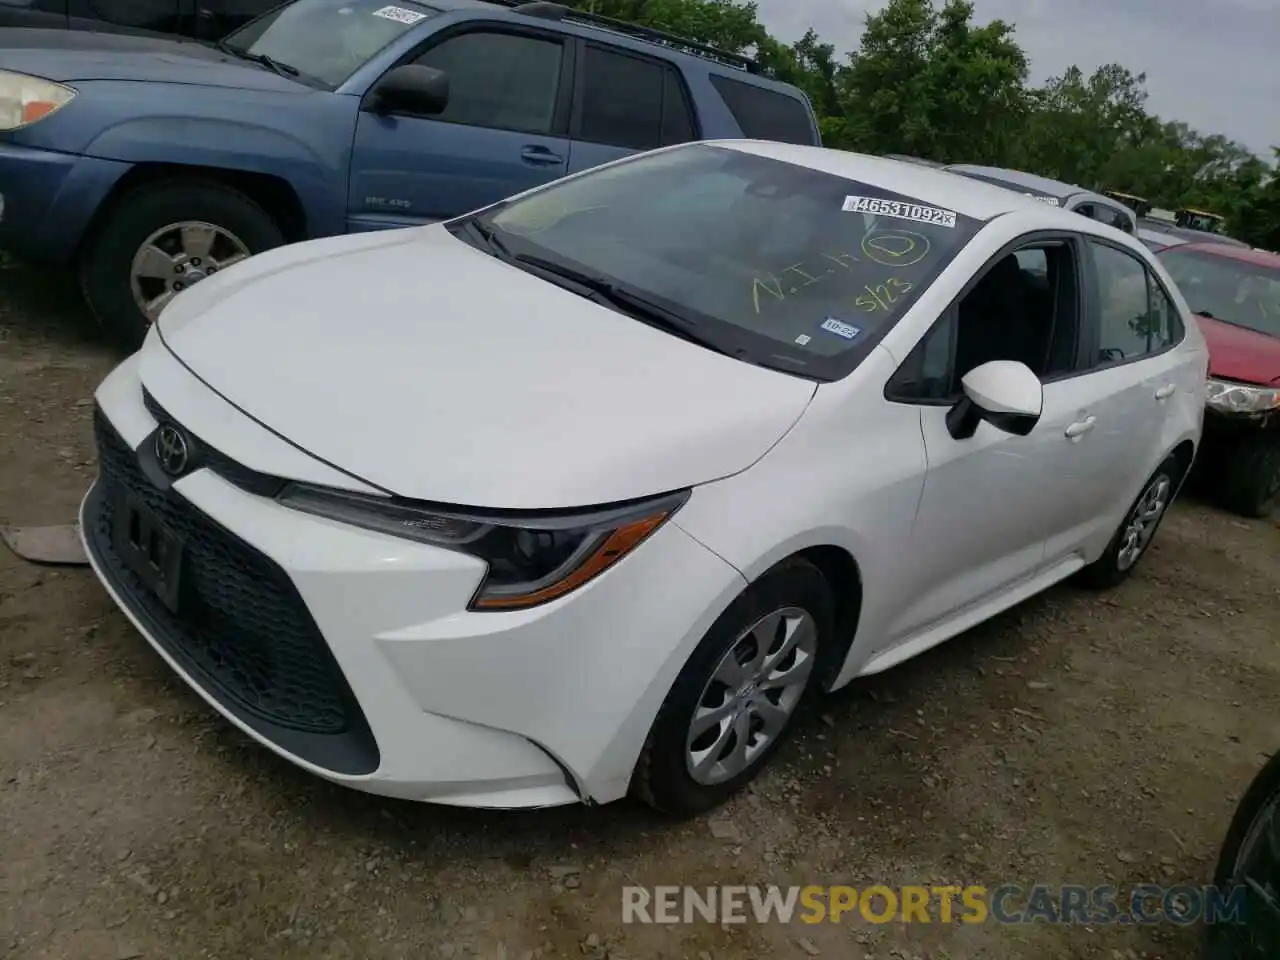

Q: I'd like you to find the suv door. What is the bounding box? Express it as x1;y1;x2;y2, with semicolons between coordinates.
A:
67;0;190;35
564;40;699;174
347;23;574;231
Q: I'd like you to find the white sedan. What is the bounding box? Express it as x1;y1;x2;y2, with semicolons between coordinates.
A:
82;141;1208;816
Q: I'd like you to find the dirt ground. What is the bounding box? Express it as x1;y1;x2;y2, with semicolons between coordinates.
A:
1;260;1278;960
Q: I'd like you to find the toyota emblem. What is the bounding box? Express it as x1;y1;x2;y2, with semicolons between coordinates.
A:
154;424;190;477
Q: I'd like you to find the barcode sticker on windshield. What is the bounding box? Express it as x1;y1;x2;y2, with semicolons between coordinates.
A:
842;195;957;228
372;5;426;23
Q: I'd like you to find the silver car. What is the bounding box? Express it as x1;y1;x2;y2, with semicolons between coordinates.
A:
945;164;1139;235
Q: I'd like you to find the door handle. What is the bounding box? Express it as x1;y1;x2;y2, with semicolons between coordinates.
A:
520;145;563;166
1064;416;1097;439
1154;384;1176;400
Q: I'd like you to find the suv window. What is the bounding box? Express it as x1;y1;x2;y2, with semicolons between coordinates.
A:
888;241;1083;402
707;74;816;145
577;45;696;149
414;31;563;134
1090;241;1179;363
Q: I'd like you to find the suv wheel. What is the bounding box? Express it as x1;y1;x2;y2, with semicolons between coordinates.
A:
80;179;285;350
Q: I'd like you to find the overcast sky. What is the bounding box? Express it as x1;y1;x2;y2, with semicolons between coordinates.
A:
754;0;1280;158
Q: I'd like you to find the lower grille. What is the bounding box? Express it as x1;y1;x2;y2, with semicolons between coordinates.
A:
86;409;378;775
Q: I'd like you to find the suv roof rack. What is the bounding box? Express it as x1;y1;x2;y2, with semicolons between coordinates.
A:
487;0;759;73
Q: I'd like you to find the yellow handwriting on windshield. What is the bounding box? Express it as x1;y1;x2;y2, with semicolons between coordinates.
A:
855;277;915;313
861;230;931;268
751;252;862;313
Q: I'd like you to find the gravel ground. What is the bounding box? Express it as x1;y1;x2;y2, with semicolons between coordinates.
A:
1;262;1278;960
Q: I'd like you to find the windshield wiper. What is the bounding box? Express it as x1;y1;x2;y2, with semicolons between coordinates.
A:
462;217;515;261
513;253;738;358
216;41;298;77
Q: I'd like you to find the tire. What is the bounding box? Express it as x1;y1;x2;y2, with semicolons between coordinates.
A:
1075;453;1184;590
79;178;285;351
632;559;833;817
1203;750;1280;959
1218;434;1280;519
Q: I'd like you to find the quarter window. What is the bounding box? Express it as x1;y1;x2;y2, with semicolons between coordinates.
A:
413;31;563;134
1090;241;1177;363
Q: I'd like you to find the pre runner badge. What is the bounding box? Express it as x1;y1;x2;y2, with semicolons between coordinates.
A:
842;195;957;229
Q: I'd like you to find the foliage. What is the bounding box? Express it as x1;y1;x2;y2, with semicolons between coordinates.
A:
565;0;1280;250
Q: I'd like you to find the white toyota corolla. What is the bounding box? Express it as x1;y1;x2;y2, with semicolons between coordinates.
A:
83;141;1207;816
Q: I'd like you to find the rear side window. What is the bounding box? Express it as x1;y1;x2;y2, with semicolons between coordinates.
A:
577;45;697;150
1089;241;1181;363
707;74;816;145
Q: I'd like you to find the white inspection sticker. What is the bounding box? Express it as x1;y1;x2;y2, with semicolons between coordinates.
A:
372;4;427;23
820;317;862;340
842;195;957;228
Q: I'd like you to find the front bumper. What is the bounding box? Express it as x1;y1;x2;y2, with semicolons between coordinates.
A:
81;345;746;807
0;140;129;263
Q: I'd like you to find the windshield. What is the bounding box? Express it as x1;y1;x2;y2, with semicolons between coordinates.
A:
1158;248;1280;338
223;0;440;89
475;143;983;380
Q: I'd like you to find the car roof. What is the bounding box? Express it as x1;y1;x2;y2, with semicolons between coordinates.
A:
943;164;1085;200
716;141;1074;220
1169;242;1280;269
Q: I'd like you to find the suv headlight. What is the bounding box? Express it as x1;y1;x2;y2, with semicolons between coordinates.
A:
0;70;76;131
1205;378;1280;415
277;483;689;610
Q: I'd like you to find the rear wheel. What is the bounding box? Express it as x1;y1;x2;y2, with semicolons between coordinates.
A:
80;179;285;350
632;560;832;817
1218;434;1280;519
1076;454;1183;589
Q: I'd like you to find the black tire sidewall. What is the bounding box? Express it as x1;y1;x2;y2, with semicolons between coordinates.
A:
80;180;285;350
1204;750;1280;957
1220;435;1280;519
635;560;834;816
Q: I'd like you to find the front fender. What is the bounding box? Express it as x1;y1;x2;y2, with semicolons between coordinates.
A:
21;81;359;239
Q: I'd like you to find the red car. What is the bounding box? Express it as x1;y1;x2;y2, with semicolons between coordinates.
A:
1157;243;1280;517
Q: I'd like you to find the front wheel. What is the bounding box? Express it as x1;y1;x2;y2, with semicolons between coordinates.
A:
1075;454;1183;590
1218;434;1280;519
80;179;285;350
632;559;832;816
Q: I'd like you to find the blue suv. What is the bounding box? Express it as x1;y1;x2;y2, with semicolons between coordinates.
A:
0;0;820;347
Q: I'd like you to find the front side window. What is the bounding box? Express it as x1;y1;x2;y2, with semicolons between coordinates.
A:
1157;247;1280;339
224;0;441;89
413;31;563;135
471;143;984;380
1090;241;1178;362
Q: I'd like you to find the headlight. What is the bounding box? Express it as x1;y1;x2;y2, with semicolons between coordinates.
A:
0;70;76;131
276;483;689;610
1205;378;1280;415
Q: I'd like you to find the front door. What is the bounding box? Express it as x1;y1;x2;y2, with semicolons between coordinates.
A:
347;26;573;232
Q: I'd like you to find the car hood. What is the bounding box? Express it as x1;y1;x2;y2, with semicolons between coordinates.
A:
0;29;304;92
156;226;817;509
1196;314;1280;385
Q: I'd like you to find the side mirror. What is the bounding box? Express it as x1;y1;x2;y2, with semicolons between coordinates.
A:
945;360;1043;440
368;65;449;117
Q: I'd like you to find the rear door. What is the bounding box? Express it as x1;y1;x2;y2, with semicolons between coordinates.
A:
346;23;574;231
564;40;699;175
